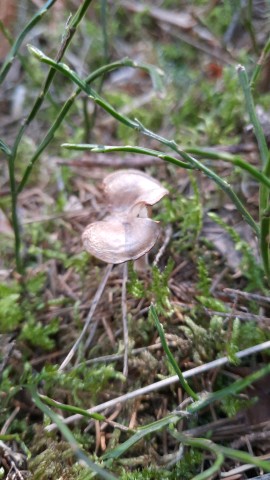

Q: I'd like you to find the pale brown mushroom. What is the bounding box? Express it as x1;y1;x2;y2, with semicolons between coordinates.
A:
82;216;160;265
81;170;168;378
102;169;169;217
82;169;168;268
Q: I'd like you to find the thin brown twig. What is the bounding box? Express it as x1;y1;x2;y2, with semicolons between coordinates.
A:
58;264;113;371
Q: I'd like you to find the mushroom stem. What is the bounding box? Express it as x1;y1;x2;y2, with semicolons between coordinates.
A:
133;253;149;272
122;262;129;377
58;263;113;371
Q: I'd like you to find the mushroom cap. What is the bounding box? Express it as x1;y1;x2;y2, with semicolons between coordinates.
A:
82;216;160;264
102;169;168;214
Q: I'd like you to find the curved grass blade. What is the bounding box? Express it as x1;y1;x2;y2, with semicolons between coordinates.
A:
31;387;118;480
103;362;270;460
61;143;191;170
191;451;224;480
185;147;270;190
237;65;269;168
238;64;270;281
38;394;105;421
28;48;259;237
9;0;94;273
173;435;270;476
250;37;270;88
18;57;163;194
150;304;199;401
0;139;11;156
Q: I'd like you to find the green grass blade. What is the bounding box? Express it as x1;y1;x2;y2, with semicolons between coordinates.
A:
103;414;181;460
238;64;270;282
38;394;105;421
18;57;163;194
250;36;270;88
188;362;270;414
28;48;259;237
61;143;191;169
150;305;199;401
191;451;224;480
0;138;11;156
0;0;57;85
174;435;270;474
62;142;259;237
237;65;269;167
104;363;270;460
30;388;118;480
8;0;94;273
185;147;270;190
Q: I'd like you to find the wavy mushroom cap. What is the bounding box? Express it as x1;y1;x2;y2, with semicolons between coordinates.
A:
102;169;168;215
82;216;160;264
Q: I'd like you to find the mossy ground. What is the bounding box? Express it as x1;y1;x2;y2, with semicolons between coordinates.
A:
1;1;270;479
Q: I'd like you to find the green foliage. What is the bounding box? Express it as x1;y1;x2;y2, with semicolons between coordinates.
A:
64;251;91;275
181;315;221;362
202;3;233;36
20;316;59;350
29;440;75;480
120;467;171;479
196;256;227;311
38;363;124;405
150;261;174;316
197;256;211;296
208;212;265;291
128;260;174;316
0;283;22;332
127;264;145;299
119;449;202;479
158;175;202;251
171;449;203;480
235;321;270;351
27;272;47;295
221;395;255;418
226;317;241;364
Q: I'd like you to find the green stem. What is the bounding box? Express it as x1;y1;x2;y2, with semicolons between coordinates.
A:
169;432;224;480
175;435;270;475
7;154;22;273
237;65;269;167
238;64;270;282
185;147;270;190
61;143;191;169
28;50;259;237
243;0;258;54
9;0;93;272
250;36;270;88
150;305;199;401
38;394;105;421
17;56;157;194
0;0;57;85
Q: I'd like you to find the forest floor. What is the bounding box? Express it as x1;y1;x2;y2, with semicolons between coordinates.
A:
1;1;270;479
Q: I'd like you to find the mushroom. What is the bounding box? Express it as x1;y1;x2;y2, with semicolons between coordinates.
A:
103;169;169;217
80;170;168;377
82;169;168;269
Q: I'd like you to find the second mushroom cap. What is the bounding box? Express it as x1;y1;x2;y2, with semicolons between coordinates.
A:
103;169;169;216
